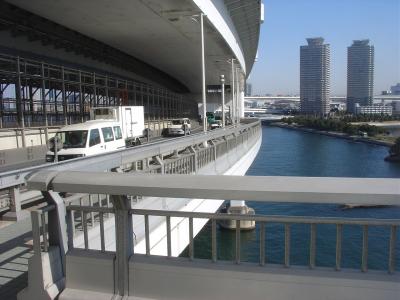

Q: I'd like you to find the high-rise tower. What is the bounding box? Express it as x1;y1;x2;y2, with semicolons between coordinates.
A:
347;40;374;113
300;38;331;115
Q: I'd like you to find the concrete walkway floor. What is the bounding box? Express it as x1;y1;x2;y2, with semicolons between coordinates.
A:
0;217;33;300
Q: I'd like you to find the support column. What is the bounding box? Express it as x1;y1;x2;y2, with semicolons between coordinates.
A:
61;67;67;125
231;59;236;125
111;195;133;297
41;63;49;144
200;13;207;132
16;57;26;147
220;75;225;127
78;71;84;122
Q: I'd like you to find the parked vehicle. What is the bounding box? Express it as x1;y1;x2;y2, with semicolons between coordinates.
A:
210;120;222;130
206;112;216;125
46;106;145;162
167;118;191;136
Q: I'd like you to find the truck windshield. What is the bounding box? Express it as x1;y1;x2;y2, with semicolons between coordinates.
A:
172;120;183;125
57;130;88;148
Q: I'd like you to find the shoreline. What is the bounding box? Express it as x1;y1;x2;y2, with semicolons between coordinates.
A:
266;122;394;147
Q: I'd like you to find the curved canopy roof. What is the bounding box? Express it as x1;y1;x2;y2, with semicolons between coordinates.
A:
5;0;261;94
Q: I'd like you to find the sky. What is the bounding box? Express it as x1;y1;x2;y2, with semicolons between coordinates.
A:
248;0;400;96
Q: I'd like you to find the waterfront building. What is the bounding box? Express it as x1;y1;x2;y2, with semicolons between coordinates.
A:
391;83;400;95
300;38;331;115
245;82;253;96
391;101;400;115
347;40;374;113
354;103;392;115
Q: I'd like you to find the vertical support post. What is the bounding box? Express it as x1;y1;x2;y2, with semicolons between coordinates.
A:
231;58;236;125
235;67;240;123
310;223;316;269
145;214;150;255
212;219;217;262
61;66;67;125
259;222;265;266
111;195;133;297
200;13;207;133
31;210;42;256
235;219;240;264
78;71;84;122
41;63;49;144
362;225;368;272
93;73;97;107
16;57;26;147
336;224;343;271
388;225;397;274
66;209;74;250
189;217;194;260
220;75;225;127
0;84;3;128
105;76;109;106
284;224;290;268
166;216;172;257
154;155;164;174
42;191;68;274
3;186;29;221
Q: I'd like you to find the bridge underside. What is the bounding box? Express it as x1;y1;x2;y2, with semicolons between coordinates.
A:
0;0;255;128
1;0;243;94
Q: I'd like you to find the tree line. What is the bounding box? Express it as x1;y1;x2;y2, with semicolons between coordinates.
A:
281;116;387;137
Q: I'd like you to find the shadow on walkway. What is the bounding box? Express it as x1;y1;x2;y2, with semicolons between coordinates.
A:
0;217;33;300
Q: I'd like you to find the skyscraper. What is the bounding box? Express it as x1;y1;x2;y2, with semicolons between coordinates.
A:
300;38;330;115
245;83;252;96
347;40;374;113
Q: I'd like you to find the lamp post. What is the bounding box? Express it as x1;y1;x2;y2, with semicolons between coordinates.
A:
231;58;236;124
200;13;207;133
235;67;240;124
220;75;225;128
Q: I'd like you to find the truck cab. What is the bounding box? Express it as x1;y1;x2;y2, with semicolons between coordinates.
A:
167;118;191;136
46;120;125;162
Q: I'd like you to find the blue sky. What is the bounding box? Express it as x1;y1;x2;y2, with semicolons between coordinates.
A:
248;0;400;96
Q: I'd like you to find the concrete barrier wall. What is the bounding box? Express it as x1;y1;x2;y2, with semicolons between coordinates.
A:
130;255;400;300
0;128;58;150
0;145;48;169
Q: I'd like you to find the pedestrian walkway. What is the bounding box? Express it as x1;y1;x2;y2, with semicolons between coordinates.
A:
0;217;33;300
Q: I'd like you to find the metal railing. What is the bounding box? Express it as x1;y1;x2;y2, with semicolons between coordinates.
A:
0;119;260;218
27;170;400;297
62;204;398;274
30;204;55;253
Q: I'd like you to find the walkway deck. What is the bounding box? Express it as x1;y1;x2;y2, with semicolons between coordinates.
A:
0;217;33;300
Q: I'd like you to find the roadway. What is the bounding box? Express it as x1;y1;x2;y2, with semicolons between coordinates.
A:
0;125;204;174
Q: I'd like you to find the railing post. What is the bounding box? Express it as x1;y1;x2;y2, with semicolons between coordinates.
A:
111;195;133;297
189;146;198;173
3;185;29;221
43;191;68;273
154;155;164;174
31;210;43;257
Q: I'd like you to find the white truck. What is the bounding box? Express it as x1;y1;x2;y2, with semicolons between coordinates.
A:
46;106;145;162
